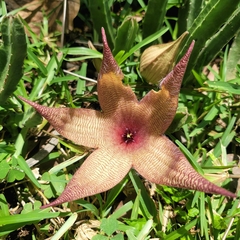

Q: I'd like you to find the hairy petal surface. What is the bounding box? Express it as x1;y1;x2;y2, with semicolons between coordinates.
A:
98;73;138;116
97;28;138;115
139;41;195;135
41;147;132;208
19;97;108;148
133;135;236;198
99;28;123;79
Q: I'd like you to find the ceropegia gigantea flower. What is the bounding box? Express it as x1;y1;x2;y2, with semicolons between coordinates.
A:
19;28;236;209
140;31;188;84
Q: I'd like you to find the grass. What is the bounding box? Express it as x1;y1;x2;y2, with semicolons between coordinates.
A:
0;0;239;239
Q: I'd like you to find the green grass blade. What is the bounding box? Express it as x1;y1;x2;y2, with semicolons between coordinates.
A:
27;48;48;76
110;201;133;220
103;177;129;214
76;199;99;217
0;194;9;217
164;218;198;239
0;0;7;16
62;47;102;58
128;170;157;219
0;209;61;236
213;114;237;158
189;105;219;137
118;27;168;64
76;62;87;95
175;139;204;174
204;81;240;95
199;192;209;239
51;213;78;240
136;219;153;239
14;155;41;188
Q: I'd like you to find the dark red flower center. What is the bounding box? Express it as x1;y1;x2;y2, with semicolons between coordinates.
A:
121;127;136;144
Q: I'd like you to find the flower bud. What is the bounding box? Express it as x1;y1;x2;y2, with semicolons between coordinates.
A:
140;31;188;85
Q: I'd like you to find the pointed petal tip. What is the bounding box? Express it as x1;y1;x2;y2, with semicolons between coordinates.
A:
99;27;123;78
101;27;106;44
18;95;27;102
160;40;195;94
18;96;47;114
185;40;195;59
18;96;39;109
40;186;80;209
206;181;236;198
40;199;64;209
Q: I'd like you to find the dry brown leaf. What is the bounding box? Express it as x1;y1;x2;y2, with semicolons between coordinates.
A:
17;0;80;35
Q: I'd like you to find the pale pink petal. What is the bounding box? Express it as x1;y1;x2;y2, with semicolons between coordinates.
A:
139;41;195;135
133;135;236;198
41;147;132;208
19;96;108;148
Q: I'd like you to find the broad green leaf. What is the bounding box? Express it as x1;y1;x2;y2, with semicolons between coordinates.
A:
0;160;10;179
92;235;108;240
111;233;124;240
100;217;119;236
41;172;67;198
7;168;25;182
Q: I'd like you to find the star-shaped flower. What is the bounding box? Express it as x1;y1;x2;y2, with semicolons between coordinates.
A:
20;29;236;209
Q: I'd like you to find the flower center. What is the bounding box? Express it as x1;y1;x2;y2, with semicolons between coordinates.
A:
121;127;136;144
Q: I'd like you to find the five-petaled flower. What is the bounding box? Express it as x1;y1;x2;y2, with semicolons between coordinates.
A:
19;28;236;209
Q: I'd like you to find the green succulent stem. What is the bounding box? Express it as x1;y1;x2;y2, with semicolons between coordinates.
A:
0;15;27;104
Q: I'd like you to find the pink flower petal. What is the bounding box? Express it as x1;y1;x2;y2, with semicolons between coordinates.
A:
139;41;195;135
41;147;132;208
98;72;138;116
133;135;236;198
19;97;107;148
